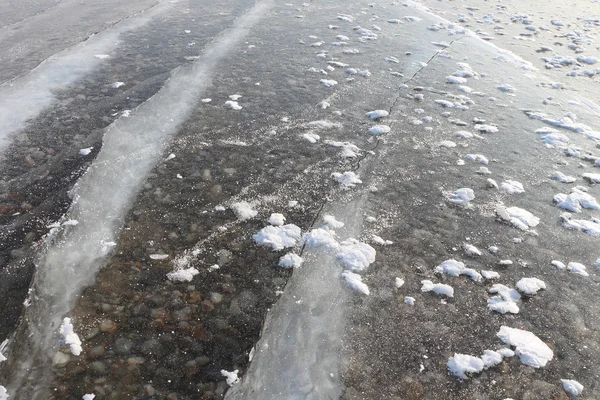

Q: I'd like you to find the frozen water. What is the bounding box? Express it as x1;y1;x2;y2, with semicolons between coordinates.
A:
268;213;286;226
445;188;475;207
167;267;199;282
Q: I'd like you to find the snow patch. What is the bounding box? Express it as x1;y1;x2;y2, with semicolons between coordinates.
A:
496;326;553;368
59;317;82;356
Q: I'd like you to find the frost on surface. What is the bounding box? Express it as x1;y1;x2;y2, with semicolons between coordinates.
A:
231;201;257;220
59;317;82;356
335;239;376;272
561;379;584;397
221;369;240;386
488;284;521;314
253;224;302;251
421;280;454;297
496;205;540;230
445;188;475;207
167;267;199;282
342;271;370;295
516;278;546;296
278;253;303;269
496;326;553;368
332;171;362;188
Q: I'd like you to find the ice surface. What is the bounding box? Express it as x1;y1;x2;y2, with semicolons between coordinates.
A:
342;271;370;295
231;202;258;220
516;278;546;296
335;239;376;272
488;284;521;314
253;225;302;251
278;253;303;269
167;267;199;282
421;280;454;297
447;354;485;379
561;379;584;397
496;326;553;368
59;317;82;356
0;3;172;157
445;188;475;207
496;205;540;230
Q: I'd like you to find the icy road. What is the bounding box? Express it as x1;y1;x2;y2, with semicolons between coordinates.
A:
1;0;600;399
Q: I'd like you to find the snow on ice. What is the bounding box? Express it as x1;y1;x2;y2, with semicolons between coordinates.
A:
253;224;302;251
496;326;553;368
421;280;454;297
342;271;370;295
278;253;303;269
516;278;546;296
231;201;257;220
59;317;82;356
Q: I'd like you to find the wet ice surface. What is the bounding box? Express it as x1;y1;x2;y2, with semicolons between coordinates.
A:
1;0;600;398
